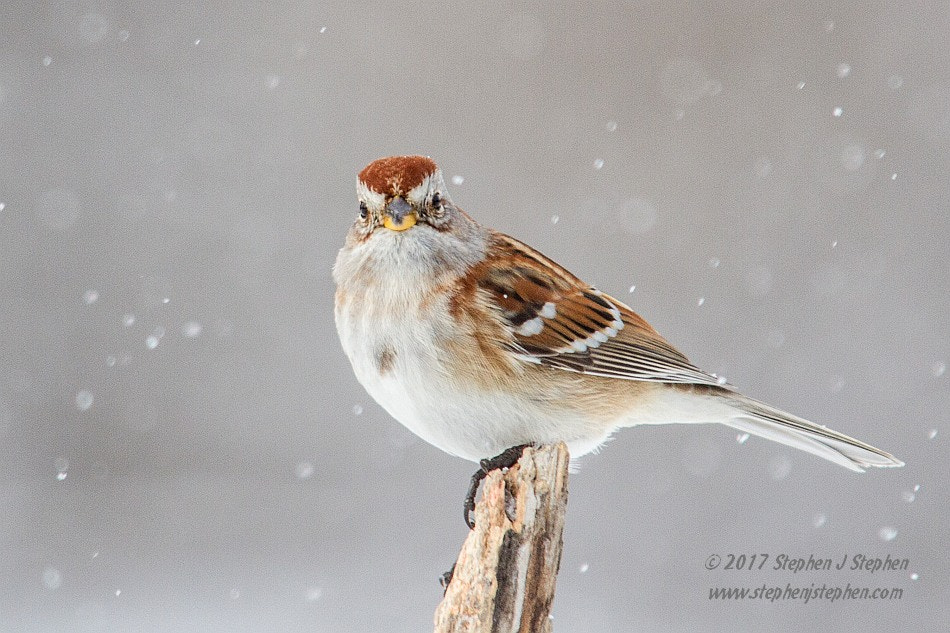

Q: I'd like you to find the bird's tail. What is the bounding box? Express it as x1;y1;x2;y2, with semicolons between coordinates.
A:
719;393;903;472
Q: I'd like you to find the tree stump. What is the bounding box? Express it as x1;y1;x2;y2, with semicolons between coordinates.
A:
434;443;570;633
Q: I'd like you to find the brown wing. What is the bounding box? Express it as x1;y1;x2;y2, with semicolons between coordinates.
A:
476;233;729;387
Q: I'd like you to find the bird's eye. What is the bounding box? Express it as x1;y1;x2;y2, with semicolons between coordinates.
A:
359;201;368;219
431;192;442;208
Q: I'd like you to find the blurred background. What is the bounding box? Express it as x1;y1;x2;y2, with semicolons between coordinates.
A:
1;1;947;631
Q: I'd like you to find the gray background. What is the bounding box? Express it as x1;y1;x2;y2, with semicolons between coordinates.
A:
1;1;947;631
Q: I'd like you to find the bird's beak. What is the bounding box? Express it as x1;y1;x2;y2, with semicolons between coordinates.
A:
382;197;417;232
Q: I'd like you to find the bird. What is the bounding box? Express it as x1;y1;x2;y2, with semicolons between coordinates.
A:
333;155;903;527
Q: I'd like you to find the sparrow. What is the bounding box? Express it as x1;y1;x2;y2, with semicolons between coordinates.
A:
333;155;903;526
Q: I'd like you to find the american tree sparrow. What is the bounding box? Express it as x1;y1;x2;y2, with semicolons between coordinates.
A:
334;155;902;526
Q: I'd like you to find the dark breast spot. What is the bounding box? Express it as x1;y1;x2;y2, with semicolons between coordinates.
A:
376;346;396;375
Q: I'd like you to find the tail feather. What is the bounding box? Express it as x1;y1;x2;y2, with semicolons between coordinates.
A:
722;395;903;472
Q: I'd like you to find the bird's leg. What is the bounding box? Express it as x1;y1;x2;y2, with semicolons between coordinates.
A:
462;444;532;529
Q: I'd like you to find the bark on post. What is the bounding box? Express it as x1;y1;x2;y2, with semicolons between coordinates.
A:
434;443;570;633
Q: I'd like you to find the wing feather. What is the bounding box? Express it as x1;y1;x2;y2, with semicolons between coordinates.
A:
476;233;730;388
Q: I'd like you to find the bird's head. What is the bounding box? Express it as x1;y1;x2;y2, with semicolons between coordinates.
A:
351;155;463;240
337;155;487;284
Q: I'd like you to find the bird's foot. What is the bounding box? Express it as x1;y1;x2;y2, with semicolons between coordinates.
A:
463;443;532;529
439;563;455;594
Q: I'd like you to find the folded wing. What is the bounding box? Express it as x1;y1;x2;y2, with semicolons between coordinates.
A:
477;233;727;387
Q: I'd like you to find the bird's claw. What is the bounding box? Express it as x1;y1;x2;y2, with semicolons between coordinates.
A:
439;563;456;594
462;444;532;529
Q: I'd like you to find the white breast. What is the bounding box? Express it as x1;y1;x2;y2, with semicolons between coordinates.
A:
333;230;616;461
336;287;618;461
334;266;497;457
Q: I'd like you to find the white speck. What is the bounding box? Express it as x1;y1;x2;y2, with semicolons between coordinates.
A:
118;30;130;42
928;429;938;439
914;484;920;491
540;302;557;319
878;526;898;542
122;313;135;327
42;56;52;66
319;26;327;34
628;285;636;294
451;175;464;185
707;257;720;268
193;39;201;46
579;563;589;573
517;316;544;336
931;361;946;377
910;573;919;581
145;335;159;350
550;215;559;224
836;63;851;78
832;106;843;117
229;588;240;600
162;297;170;304
305;587;323;602
56;471;67;481
352;404;363;416
736;433;750;444
0;202;5;211
83;289;99;305
697;297;705;306
182;321;203;338
812;513;827;528
106;355;116;367
901;490;916;503
873;149;886;159
115;589;121;596
593;159;604;170
606;121;618;131
75;390;94;411
841;144;865;171
265;74;280;90
42;567;62;590
590;332;607;346
831;241;838;248
823;20;835;32
295;461;314;480
887;75;903;90
716;375;728;386
768;454;792;480
796;81;806;90
890;173;897;180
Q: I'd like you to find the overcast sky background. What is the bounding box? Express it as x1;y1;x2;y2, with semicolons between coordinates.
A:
1;1;948;631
